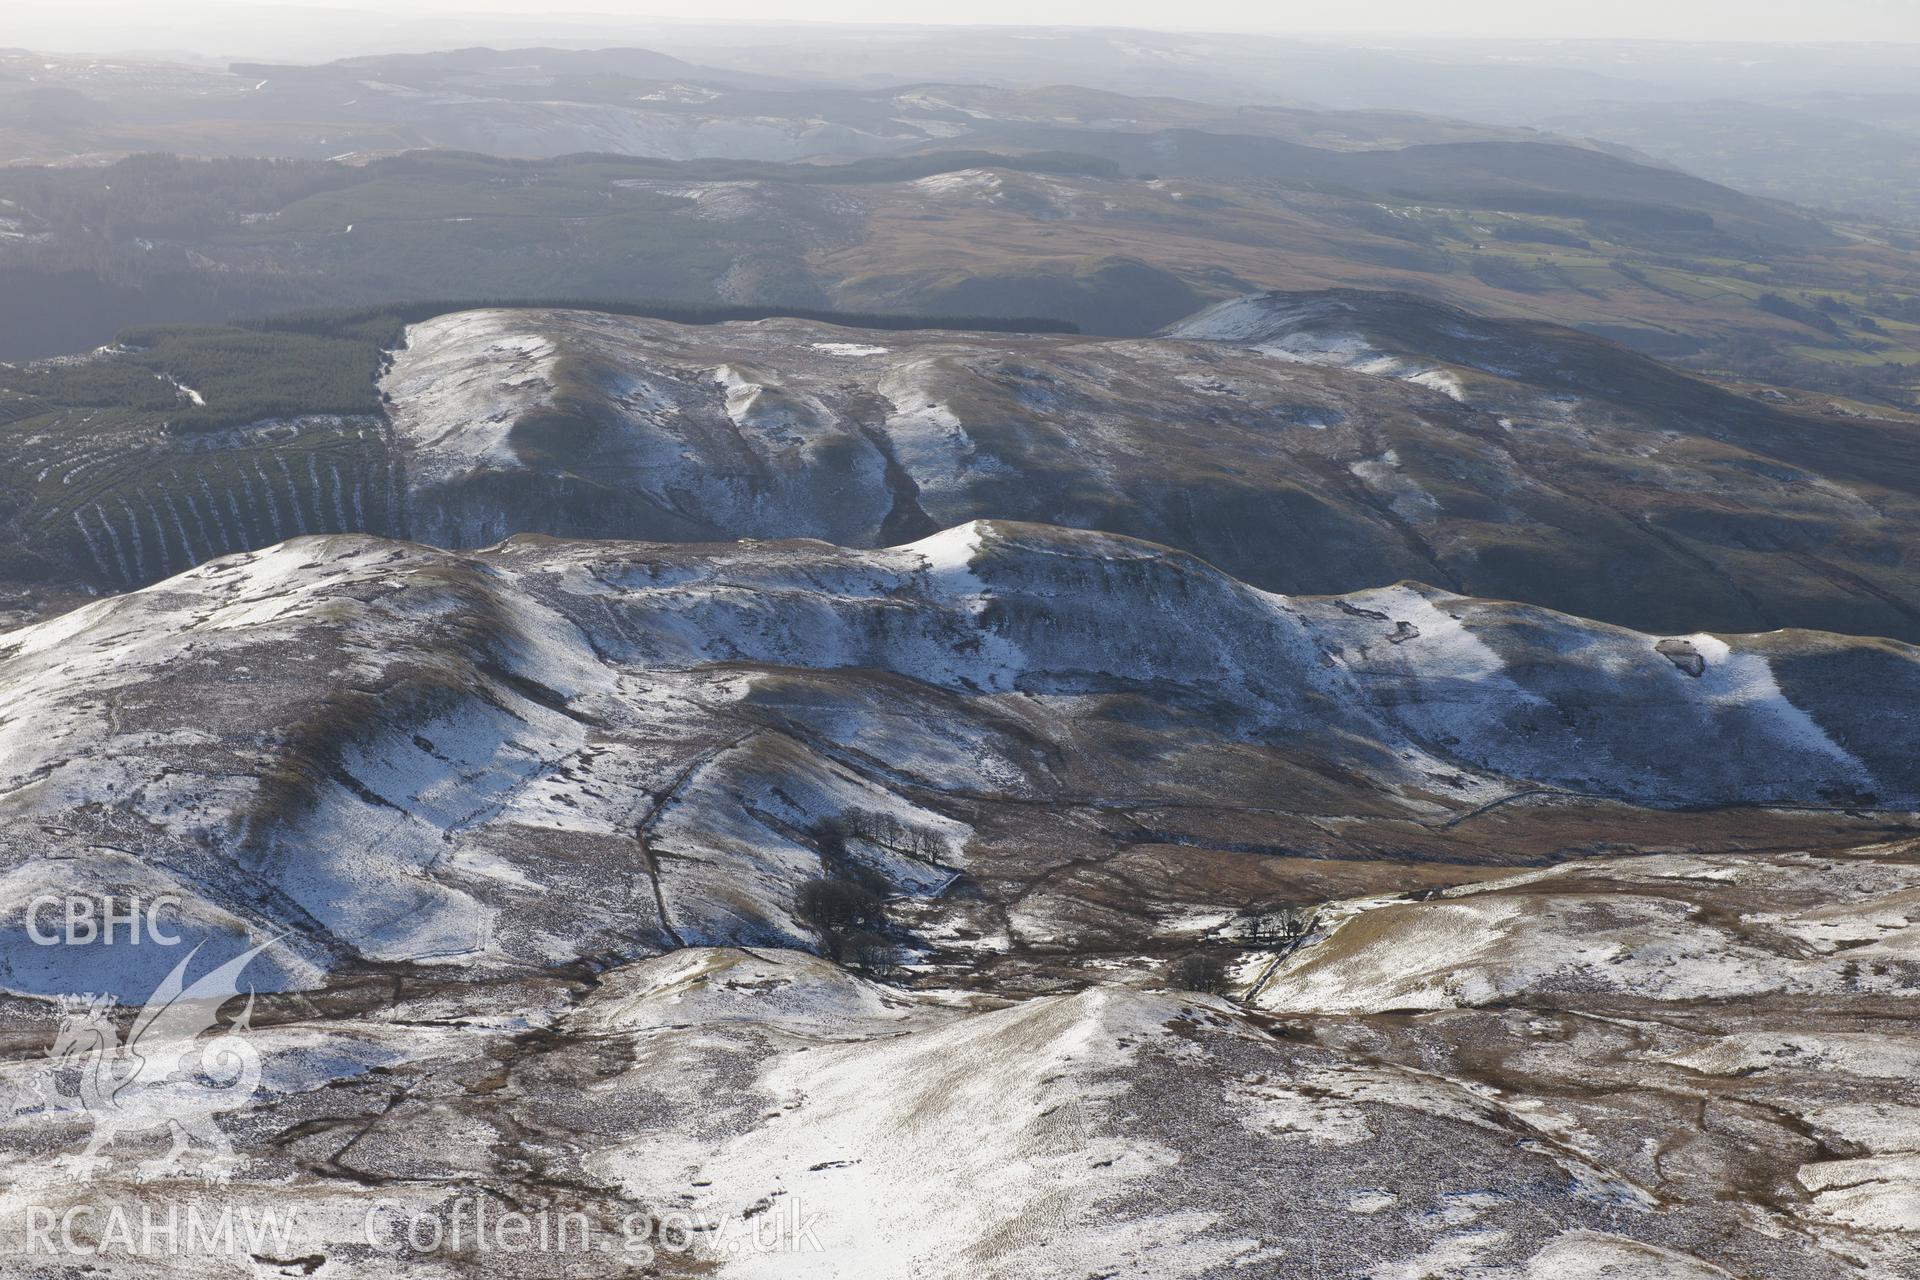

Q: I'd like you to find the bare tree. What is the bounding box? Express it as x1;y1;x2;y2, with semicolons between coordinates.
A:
845;930;899;979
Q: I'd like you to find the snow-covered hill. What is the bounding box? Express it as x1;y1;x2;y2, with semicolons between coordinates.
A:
380;300;1920;644
7;916;1912;1278
1;521;1913;1000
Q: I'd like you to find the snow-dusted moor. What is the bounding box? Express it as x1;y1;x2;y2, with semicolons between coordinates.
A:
2;9;1920;1280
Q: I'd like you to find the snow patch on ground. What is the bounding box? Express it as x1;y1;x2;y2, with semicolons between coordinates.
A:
808;342;889;357
1685;633;1869;782
591;966;1254;1279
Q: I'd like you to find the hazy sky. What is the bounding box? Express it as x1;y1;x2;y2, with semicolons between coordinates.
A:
12;0;1920;60
489;0;1920;42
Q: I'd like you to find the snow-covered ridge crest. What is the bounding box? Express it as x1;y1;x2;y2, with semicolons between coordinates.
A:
1166;291;1470;399
904;520;1027;691
1161;291;1364;344
382;309;563;485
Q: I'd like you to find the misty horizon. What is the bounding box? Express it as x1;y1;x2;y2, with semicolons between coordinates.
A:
11;2;1920;65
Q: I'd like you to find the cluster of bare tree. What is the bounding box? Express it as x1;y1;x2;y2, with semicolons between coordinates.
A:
1170;952;1232;995
833;808;952;862
1169;901;1320;998
794;815;909;978
794;876;897;977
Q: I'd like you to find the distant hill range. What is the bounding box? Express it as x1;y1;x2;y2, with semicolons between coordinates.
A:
4;290;1918;647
